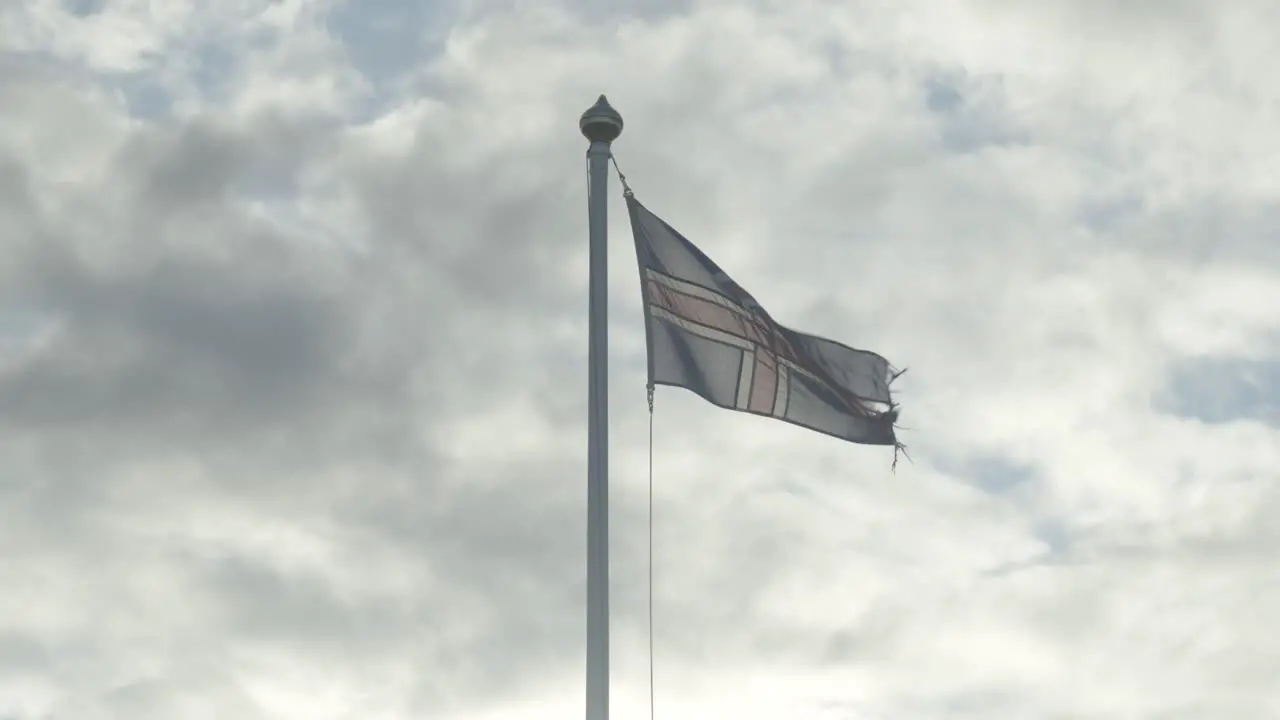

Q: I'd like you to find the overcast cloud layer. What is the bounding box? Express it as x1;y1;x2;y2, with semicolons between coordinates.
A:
3;1;1280;718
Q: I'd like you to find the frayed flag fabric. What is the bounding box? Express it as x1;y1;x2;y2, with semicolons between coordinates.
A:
627;194;903;448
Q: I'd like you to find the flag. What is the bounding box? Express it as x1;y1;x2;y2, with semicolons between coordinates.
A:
627;194;902;448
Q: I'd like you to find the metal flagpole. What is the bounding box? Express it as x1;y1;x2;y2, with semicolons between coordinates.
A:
580;95;623;720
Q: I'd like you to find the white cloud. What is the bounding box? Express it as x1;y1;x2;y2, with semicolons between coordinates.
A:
2;0;1279;718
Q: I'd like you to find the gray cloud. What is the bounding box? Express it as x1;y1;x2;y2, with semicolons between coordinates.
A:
3;1;1280;718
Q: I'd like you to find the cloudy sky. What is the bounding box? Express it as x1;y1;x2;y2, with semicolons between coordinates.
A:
3;0;1280;718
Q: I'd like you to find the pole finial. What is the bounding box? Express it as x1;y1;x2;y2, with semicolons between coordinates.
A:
580;94;624;144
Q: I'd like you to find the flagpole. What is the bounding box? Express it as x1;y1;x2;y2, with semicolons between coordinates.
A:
580;95;623;720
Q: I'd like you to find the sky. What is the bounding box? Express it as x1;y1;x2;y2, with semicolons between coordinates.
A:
2;0;1279;718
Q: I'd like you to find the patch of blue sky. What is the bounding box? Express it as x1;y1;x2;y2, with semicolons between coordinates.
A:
329;0;458;91
60;0;106;17
929;452;1076;574
63;0;458;122
1076;193;1145;234
935;452;1036;498
107;41;237;120
1159;355;1280;428
980;515;1076;578
0;303;54;365
922;72;1031;154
